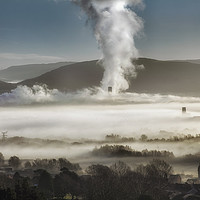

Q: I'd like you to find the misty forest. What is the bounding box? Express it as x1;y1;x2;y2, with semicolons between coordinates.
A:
0;0;200;200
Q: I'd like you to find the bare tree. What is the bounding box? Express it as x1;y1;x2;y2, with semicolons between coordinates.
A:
0;152;4;166
110;161;131;177
8;156;21;169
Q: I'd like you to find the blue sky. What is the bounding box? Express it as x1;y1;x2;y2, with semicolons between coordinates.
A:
0;0;200;68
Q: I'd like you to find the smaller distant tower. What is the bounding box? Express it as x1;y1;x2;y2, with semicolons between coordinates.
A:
182;107;187;114
1;131;7;142
198;163;200;179
108;87;112;93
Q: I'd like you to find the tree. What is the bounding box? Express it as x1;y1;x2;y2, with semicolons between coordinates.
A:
140;134;148;141
53;174;65;198
136;159;173;200
0;152;4;166
48;159;59;170
58;158;81;171
85;165;117;200
54;168;81;199
0;188;15;200
87;164;112;177
14;178;46;200
13;172;22;184
24;161;32;169
32;159;48;170
0;173;13;188
110;161;131;177
148;159;173;180
8;156;21;169
37;170;53;198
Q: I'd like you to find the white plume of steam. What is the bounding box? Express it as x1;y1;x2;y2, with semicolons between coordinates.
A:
73;0;144;93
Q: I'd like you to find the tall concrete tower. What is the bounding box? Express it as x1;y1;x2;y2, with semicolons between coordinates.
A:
182;107;186;114
108;87;112;93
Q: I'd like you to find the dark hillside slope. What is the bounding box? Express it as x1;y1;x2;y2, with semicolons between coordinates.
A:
0;62;74;82
131;58;200;96
20;61;104;92
18;58;200;96
0;81;16;94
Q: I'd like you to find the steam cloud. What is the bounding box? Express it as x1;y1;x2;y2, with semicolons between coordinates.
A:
73;0;143;93
2;85;200;105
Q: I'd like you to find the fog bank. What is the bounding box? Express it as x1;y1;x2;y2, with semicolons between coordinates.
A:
1;85;200;105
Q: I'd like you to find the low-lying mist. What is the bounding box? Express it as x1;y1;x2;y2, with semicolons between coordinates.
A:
1;101;200;140
1;85;200;175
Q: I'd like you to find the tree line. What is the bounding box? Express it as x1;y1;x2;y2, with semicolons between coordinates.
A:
0;153;80;172
105;133;200;143
0;159;173;200
92;145;174;158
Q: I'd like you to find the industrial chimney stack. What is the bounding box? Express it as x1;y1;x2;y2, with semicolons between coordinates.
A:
182;107;186;114
108;87;112;93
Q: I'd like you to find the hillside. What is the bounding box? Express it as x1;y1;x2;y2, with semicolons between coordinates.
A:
129;58;200;96
0;80;16;94
187;59;200;64
0;62;74;83
19;58;200;96
20;60;104;92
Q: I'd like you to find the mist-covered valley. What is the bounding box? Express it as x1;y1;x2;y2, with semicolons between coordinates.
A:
1;86;200;177
1;0;200;199
1;58;200;177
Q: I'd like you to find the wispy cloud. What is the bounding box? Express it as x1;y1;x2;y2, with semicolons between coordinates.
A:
0;53;68;69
